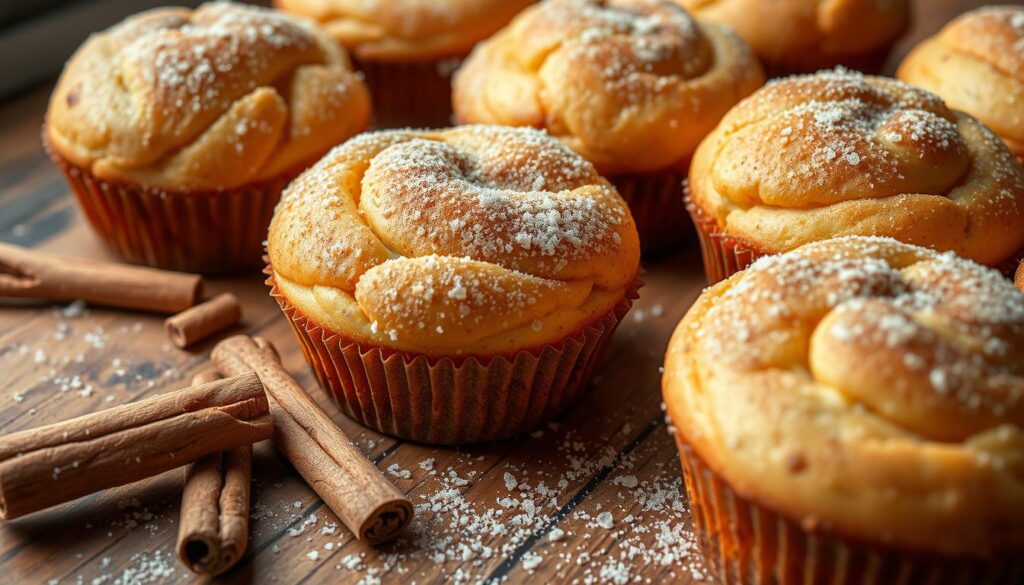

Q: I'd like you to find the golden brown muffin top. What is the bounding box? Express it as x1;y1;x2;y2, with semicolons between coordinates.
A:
664;236;1024;557
268;125;640;355
689;69;1024;266
274;0;535;60
45;1;370;191
453;0;764;174
680;0;909;71
898;5;1024;158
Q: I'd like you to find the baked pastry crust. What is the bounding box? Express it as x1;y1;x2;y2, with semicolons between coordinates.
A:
689;69;1024;267
267;125;641;355
45;2;370;192
273;0;535;60
663;236;1024;557
898;5;1024;160
679;0;909;72
452;0;764;175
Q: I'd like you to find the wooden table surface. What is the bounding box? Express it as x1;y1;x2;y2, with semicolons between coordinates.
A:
0;1;1003;583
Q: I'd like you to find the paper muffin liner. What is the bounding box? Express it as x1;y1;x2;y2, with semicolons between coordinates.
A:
675;438;1023;585
685;183;1024;284
611;171;692;256
46;138;292;275
356;57;459;129
267;265;639;445
684;185;769;284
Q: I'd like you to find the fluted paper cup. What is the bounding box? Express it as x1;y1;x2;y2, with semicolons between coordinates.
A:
611;171;692;256
685;184;769;284
357;57;459;129
675;439;1023;585
267;265;639;445
46;135;292;275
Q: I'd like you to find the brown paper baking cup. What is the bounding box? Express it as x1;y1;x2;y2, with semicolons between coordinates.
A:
611;171;692;256
46;140;292;275
686;184;1024;284
267;266;639;445
357;57;459;129
675;438;1023;585
685;187;769;284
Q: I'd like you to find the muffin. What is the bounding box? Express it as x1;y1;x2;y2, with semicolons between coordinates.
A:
664;236;1024;585
275;0;534;128
44;2;370;274
266;125;641;444
898;6;1024;163
687;69;1024;283
452;0;764;254
679;0;910;75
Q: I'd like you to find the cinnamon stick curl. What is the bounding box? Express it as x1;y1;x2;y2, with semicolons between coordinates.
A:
211;336;412;544
0;242;201;313
177;370;254;576
0;372;271;520
165;293;242;348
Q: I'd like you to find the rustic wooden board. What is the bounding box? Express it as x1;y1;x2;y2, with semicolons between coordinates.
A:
0;2;996;583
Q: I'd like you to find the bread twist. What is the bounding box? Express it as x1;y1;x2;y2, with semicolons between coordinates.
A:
453;0;764;174
679;0;909;71
664;236;1024;556
690;69;1024;266
273;0;535;60
45;2;370;191
268;125;640;355
898;6;1024;160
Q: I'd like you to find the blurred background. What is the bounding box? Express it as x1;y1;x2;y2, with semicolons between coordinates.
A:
0;0;270;97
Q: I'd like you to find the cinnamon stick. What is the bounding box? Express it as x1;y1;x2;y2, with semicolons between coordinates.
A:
177;370;253;576
0;372;271;520
0;242;201;313
211;336;413;544
165;293;242;348
1016;261;1023;292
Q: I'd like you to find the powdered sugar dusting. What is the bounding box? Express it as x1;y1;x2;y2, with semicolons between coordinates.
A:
693;236;1024;439
271;125;638;346
361;128;624;263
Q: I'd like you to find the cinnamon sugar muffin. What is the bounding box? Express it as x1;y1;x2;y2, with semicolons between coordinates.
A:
267;125;641;444
44;2;370;274
664;236;1024;585
275;0;534;128
898;6;1024;163
679;0;910;75
452;0;764;253
687;69;1024;283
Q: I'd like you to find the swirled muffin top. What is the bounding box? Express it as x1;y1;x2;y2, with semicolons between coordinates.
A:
689;68;1024;266
454;0;764;174
268;125;641;355
274;0;535;60
679;0;909;72
899;5;1024;160
664;236;1024;556
45;1;370;191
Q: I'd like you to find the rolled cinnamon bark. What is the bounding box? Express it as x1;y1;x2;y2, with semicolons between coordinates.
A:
165;293;242;349
0;372;271;520
211;336;413;544
177;370;253;576
0;242;201;313
1016;261;1023;292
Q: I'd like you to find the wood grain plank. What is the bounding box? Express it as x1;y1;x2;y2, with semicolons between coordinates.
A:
0;2;1003;583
